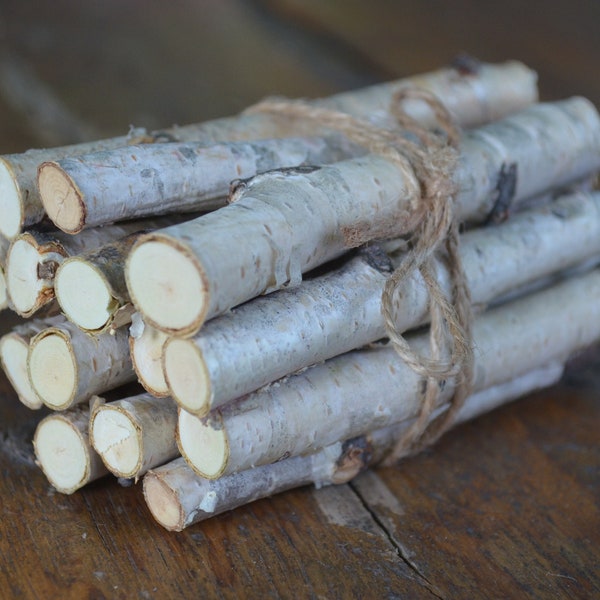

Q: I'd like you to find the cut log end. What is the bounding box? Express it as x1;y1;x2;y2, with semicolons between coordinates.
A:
6;237;48;316
0;159;23;239
177;409;228;479
164;337;211;415
33;415;90;494
38;162;85;234
143;471;185;532
130;324;170;397
55;259;115;332
28;329;77;410
126;237;208;335
0;334;43;409
90;406;142;478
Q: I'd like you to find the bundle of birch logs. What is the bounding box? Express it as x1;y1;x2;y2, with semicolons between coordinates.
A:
1;58;600;531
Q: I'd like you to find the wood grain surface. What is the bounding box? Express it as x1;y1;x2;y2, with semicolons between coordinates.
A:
0;1;598;598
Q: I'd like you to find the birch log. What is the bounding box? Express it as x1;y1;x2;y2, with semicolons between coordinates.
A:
164;191;600;415
89;393;179;480
5;216;195;318
0;60;537;240
27;320;134;410
126;98;600;337
129;316;170;397
146;362;563;531
177;269;600;479
54;233;149;333
33;406;108;494
39;137;360;233
0;316;64;409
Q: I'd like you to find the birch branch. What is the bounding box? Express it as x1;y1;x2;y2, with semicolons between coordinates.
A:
146;362;563;531
27;319;134;410
164;60;537;143
5;215;197;319
0;316;64;409
177;269;600;479
33;405;108;494
89;393;179;480
53;214;204;333
0;60;537;240
164;191;600;416
126;98;600;336
129;316;170;397
39;137;359;233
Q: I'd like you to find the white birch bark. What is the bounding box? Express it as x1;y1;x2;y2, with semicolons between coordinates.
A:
27;320;135;410
0;316;64;409
146;362;563;530
129;316;170;397
89;393;179;480
0;60;537;240
5;215;196;319
127;98;600;337
177;269;600;479
33;405;108;494
164;191;600;416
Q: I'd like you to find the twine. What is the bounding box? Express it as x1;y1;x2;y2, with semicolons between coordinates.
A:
246;89;474;463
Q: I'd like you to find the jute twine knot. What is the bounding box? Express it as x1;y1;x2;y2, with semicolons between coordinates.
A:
246;88;474;464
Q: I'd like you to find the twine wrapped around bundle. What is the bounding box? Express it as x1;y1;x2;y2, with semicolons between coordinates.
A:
246;89;474;462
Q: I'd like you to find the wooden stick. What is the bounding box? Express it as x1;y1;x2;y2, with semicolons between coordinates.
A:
164;191;600;416
27;319;134;410
5;216;194;318
0;128;148;240
89;393;179;480
146;362;563;531
176;269;600;479
126;98;600;337
39;136;359;233
0;60;537;240
53;214;203;333
33;405;108;494
129;316;170;397
0;316;64;409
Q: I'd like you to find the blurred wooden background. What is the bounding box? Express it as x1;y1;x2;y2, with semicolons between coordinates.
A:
0;1;598;598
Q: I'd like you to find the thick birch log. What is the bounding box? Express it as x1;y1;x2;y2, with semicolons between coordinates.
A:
164;191;600;415
33;406;108;494
5;216;194;318
39;137;359;233
27;320;134;410
0;60;537;240
177;269;600;479
146;362;563;531
129;316;170;397
126;98;600;337
0;316;64;409
89;393;179;480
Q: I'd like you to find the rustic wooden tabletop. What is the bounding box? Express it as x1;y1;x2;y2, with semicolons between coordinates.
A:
0;1;598;598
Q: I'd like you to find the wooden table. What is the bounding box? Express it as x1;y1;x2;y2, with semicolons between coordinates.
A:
0;1;598;597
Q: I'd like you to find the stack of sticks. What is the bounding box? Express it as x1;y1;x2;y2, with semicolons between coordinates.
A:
1;59;600;531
